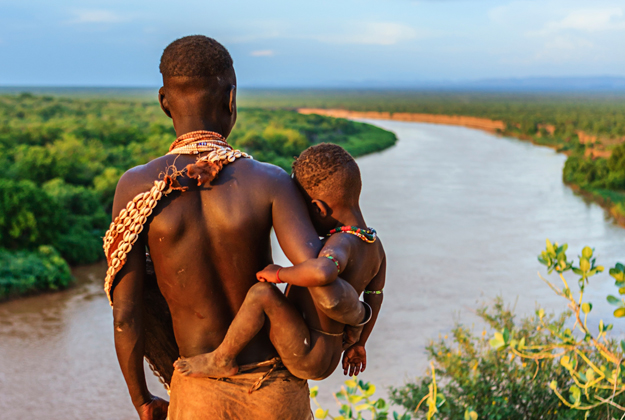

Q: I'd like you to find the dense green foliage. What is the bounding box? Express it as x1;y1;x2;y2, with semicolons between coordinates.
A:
0;245;73;300
389;298;581;419
241;90;625;219
0;93;396;297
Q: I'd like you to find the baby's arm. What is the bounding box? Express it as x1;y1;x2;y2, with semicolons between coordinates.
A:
343;254;386;376
257;237;367;325
256;238;351;287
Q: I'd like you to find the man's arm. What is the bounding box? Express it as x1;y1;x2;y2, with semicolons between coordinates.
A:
110;169;168;419
270;169;322;264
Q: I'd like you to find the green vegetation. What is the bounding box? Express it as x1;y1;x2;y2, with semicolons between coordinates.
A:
311;378;409;420
240;90;625;221
0;93;396;299
0;246;73;300
385;242;625;419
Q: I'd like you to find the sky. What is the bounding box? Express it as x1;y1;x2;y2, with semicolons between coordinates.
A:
1;0;625;87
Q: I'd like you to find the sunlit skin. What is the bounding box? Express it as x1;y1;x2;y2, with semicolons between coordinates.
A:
173;171;386;381
110;69;323;420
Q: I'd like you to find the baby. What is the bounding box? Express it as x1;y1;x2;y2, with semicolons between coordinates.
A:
175;143;386;380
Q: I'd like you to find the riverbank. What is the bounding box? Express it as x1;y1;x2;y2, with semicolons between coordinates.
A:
0;246;73;302
298;107;625;228
298;108;506;133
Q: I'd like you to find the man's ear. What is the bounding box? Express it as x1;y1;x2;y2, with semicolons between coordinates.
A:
228;85;236;114
158;87;172;119
311;199;331;218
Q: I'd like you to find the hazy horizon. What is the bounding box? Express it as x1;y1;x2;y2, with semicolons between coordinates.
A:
2;0;625;87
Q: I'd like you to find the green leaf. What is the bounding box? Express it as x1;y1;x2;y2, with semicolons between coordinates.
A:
310;386;319;398
582;246;593;259
363;384;376;397
620;340;625;353
572;267;583;275
599;320;605;332
580;258;590;272
348;395;364;404
354;403;371;412
581;302;592;314
561;355;571;369
345;379;357;388
606;323;614;331
374;399;387;409
489;332;505;350
607;295;622;306
538;309;545;319
465;410;478;420
586;368;595;382
569;385;581;404
614;308;625;318
314;408;328;419
518;337;526;349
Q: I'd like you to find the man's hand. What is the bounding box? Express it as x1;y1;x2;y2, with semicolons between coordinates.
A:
342;345;367;376
137;395;169;420
256;264;283;283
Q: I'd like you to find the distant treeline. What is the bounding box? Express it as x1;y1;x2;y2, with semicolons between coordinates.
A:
241;89;625;220
0;93;396;299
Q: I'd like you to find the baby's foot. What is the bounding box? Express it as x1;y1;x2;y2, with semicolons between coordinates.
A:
174;352;239;378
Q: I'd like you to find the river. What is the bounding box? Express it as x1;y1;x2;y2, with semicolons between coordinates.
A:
1;120;624;419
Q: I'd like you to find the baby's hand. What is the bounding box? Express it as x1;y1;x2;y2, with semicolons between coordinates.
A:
342;325;363;350
342;345;367;376
256;264;283;283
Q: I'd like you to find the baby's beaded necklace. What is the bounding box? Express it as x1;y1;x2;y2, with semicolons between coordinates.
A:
327;226;377;243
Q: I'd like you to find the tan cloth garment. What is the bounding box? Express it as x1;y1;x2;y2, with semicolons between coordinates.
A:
167;367;313;420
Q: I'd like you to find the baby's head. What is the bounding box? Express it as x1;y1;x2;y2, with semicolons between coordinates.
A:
292;143;362;235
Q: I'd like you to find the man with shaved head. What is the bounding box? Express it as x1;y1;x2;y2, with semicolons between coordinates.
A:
108;36;320;420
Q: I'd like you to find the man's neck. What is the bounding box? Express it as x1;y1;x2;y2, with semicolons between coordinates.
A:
173;117;226;138
332;206;367;229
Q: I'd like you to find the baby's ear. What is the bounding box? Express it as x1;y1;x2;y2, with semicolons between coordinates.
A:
312;199;330;218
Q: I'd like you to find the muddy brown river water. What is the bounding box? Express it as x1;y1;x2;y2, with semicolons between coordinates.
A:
1;120;624;419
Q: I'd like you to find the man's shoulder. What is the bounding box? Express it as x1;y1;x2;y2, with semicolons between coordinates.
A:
113;157;169;215
238;158;291;181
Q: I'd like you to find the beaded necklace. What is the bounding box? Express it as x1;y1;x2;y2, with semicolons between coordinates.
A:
168;130;230;155
327;226;377;243
167;130;251;162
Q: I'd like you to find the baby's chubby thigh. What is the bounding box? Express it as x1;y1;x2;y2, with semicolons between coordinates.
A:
283;331;343;381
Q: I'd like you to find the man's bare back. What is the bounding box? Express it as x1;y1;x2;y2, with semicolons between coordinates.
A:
116;155;321;361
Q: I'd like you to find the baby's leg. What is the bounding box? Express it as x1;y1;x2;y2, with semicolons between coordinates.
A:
175;282;327;379
308;278;366;326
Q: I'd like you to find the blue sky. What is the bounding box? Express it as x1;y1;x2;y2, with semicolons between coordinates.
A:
1;0;625;87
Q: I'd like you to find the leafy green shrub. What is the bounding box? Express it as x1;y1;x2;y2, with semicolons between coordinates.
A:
0;245;73;300
390;241;625;419
389;298;578;419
